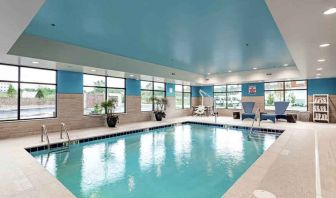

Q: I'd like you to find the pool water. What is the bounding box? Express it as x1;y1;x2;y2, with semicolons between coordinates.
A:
31;123;277;198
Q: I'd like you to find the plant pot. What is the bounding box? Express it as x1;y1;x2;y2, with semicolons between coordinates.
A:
154;112;166;121
106;116;119;127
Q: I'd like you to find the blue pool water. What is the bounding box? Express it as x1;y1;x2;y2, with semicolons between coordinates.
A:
31;123;277;198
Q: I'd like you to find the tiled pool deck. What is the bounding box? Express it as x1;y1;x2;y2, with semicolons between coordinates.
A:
0;116;335;198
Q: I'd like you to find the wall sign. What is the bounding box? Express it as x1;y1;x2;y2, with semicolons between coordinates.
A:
248;85;257;95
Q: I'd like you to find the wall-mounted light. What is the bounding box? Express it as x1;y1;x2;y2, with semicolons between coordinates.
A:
317;59;326;62
32;61;39;64
283;64;289;67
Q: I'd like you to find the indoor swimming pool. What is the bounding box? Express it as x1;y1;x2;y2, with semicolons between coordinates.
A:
31;123;279;198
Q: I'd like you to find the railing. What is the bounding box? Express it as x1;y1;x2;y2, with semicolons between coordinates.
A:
60;122;71;145
249;108;260;135
41;124;50;150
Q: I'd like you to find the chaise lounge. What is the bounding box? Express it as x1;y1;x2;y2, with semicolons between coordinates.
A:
242;102;256;121
260;101;289;123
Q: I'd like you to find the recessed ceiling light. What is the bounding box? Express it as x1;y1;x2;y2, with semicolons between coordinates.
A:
320;43;331;47
32;61;39;64
316;67;323;71
253;67;257;70
316;73;321;76
323;8;336;15
207;73;211;75
283;64;289;67
317;59;326;62
228;70;232;73
91;69;96;72
129;74;134;77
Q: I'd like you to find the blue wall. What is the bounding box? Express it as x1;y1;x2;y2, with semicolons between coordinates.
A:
242;82;264;97
308;78;336;95
57;70;83;94
192;86;214;97
166;83;175;97
126;79;141;96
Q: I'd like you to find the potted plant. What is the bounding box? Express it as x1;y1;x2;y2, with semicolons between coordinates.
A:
150;96;168;121
101;98;119;127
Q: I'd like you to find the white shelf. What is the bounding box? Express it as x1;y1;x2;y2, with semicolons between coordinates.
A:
313;94;329;123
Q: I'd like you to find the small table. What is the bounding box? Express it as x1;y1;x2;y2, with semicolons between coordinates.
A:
233;112;240;119
286;113;297;123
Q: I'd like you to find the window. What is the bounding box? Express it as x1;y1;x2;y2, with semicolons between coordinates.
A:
83;74;125;115
265;80;307;111
141;81;165;111
0;64;57;121
175;85;191;109
214;84;242;109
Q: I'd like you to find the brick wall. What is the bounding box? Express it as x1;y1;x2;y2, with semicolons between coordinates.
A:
0;94;192;139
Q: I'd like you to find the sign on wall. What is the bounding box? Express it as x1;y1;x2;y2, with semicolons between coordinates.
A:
248;85;256;95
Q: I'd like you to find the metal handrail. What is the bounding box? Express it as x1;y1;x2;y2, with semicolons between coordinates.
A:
41;124;50;150
60;123;71;145
249;108;260;135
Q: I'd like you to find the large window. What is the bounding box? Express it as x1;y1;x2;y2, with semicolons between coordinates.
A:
141;81;165;111
175;85;191;109
0;64;56;121
265;80;307;111
83;74;125;115
214;84;242;109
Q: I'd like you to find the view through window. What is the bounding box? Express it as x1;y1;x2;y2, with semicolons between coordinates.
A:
0;64;56;120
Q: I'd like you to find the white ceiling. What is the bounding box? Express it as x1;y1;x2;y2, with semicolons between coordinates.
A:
266;0;336;79
0;0;44;54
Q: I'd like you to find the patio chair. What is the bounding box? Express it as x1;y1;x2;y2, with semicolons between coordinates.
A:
241;102;256;120
260;101;289;123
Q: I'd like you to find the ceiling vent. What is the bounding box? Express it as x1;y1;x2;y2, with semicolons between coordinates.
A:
266;73;272;76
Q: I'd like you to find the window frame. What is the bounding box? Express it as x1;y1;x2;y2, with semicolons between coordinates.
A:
140;80;166;112
175;84;191;109
264;80;308;111
213;84;242;110
0;63;58;121
83;73;126;115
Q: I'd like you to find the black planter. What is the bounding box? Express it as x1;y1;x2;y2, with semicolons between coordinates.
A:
106;116;119;127
154;112;166;121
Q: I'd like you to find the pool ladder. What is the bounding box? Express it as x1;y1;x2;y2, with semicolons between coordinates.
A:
41;123;71;151
249;108;260;136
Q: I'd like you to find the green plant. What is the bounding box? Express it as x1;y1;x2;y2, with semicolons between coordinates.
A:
91;104;102;114
35;89;45;99
6;84;17;98
266;93;274;106
101;98;118;115
150;96;168;112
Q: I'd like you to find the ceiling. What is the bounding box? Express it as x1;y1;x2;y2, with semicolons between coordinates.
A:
266;0;336;79
22;0;295;75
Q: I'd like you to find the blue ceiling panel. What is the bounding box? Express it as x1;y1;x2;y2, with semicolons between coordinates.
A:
24;0;295;74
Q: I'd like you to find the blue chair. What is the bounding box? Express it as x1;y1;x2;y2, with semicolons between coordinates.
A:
260;101;289;123
242;102;256;120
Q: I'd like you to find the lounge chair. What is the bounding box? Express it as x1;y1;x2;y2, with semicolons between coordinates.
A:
260;101;289;123
241;102;256;120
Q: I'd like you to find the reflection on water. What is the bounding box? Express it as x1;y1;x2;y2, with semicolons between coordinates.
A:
139;132;166;174
174;125;192;168
213;128;243;163
32;124;278;198
81;139;125;195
